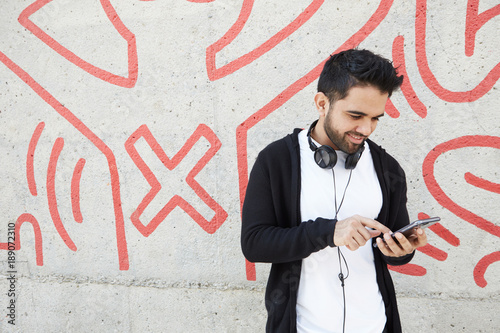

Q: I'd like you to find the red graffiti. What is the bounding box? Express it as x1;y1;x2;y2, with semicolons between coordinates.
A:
0;0;497;289
47;137;77;251
415;0;500;102
423;135;500;287
71;158;86;224
392;35;427;118
474;252;500;288
0;214;44;266
125;124;227;237
465;0;500;57
1;1;227;271
0;51;129;269
27;122;45;196
206;0;324;81
18;0;138;88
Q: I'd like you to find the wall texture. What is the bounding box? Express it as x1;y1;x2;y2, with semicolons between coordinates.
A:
1;0;499;332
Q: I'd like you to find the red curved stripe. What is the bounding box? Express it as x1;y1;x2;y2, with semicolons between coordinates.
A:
464;172;500;194
392;35;427;118
18;0;138;88
238;0;396;280
415;0;500;102
206;0;324;80
47;138;77;251
385;99;400;119
0;213;44;266
417;243;448;261
27;122;45;196
71;158;86;223
473;251;500;287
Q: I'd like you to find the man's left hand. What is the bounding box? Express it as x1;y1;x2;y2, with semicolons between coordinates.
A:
375;228;428;257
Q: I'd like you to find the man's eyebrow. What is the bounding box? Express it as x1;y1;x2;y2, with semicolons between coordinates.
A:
346;110;385;118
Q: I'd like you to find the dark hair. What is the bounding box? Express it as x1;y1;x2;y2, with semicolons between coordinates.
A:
317;49;403;103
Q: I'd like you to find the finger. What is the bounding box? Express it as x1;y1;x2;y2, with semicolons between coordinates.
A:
352;231;369;248
383;233;406;257
358;216;392;234
346;239;359;251
376;237;394;256
393;233;414;254
411;228;428;248
368;229;382;238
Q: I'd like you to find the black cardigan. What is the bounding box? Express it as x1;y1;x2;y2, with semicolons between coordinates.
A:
241;128;414;333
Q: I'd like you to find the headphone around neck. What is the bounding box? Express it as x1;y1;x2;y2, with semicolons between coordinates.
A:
307;120;365;170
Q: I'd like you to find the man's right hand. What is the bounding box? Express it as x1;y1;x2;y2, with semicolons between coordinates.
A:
333;215;391;250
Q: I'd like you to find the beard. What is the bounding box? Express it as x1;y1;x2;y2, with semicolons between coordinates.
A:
324;112;366;155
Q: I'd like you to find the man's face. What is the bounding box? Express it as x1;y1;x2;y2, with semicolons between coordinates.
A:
323;85;388;154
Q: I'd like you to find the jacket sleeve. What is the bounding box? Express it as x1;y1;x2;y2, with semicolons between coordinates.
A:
241;147;337;264
380;160;415;266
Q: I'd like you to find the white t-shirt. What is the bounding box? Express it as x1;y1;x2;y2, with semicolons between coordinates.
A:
296;129;386;333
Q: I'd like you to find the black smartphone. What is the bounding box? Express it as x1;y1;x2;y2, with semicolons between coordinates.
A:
373;217;440;248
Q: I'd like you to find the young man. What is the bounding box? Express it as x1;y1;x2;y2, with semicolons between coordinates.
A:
241;49;428;333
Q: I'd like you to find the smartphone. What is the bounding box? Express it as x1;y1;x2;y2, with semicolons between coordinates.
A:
373;217;440;248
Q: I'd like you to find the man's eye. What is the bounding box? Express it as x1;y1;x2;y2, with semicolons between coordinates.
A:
350;115;361;120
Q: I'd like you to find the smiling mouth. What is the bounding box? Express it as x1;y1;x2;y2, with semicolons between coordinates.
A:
347;132;366;143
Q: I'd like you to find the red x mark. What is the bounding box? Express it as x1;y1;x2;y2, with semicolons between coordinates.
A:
125;124;227;237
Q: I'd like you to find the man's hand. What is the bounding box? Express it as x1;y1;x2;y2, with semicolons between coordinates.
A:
375;228;428;257
334;215;391;250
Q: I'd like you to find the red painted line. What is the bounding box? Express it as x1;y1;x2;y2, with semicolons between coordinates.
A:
237;0;396;280
465;0;500;57
0;51;129;270
47;138;77;251
71;158;86;223
415;0;500;102
474;251;500;288
392;35;427;118
0;213;44;266
18;0;138;88
428;223;460;247
26;122;45;196
423;135;500;238
417;243;448;261
385;99;400;118
388;263;427;276
464;172;500;194
206;0;324;80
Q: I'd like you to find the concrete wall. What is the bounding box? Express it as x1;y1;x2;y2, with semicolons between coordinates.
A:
1;0;498;331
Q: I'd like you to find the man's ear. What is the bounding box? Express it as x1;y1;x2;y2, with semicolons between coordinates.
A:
314;92;329;117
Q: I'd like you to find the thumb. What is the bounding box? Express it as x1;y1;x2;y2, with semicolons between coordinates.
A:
368;229;382;238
